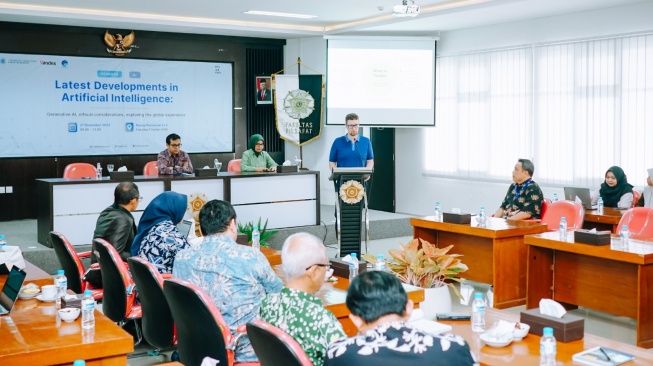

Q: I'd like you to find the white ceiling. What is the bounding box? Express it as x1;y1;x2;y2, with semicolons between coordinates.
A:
0;0;649;39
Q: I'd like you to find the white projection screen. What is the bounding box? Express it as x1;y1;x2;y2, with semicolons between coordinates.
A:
326;37;436;127
0;53;233;157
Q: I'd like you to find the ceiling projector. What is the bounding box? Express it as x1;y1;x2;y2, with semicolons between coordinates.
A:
393;0;420;17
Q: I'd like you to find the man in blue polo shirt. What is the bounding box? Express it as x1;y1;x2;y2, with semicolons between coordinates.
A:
328;113;374;170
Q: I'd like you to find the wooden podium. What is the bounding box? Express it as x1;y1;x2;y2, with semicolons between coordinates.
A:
329;167;373;257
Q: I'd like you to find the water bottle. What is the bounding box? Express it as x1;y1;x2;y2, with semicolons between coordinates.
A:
471;292;486;333
54;269;67;308
251;226;260;250
553;193;559;202
597;196;604;214
478;206;487;227
434;201;442;222
0;234;6;251
349;253;359;283
540;327;557;366
374;254;386;271
559;217;567;242
621;225;630;249
95;163;102;179
81;290;95;330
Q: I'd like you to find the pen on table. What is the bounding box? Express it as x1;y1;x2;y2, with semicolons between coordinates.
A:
599;347;612;362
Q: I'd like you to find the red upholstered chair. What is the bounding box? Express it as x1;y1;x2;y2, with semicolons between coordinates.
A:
541;198;552;219
246;320;313;366
49;231;103;300
540;200;584;231
63;163;97;178
93;238;142;343
143;161;159;176
632;190;642;208
127;257;176;350
163;278;258;366
228;159;242;173
616;207;653;240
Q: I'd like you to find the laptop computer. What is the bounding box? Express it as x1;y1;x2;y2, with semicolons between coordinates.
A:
176;219;193;238
0;266;27;315
564;187;595;210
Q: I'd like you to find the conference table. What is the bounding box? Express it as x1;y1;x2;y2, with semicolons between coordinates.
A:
0;262;133;365
411;216;547;309
525;231;653;348
440;307;653;365
583;207;625;233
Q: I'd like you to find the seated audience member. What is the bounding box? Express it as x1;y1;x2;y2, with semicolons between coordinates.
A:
591;166;634;209
260;233;345;366
173;199;283;363
324;271;478;366
636;169;653;208
87;182;140;287
494;158;544;220
241;134;278;172
157;133;194;175
132;191;190;274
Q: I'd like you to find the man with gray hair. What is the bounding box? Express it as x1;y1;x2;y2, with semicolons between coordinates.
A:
260;232;345;366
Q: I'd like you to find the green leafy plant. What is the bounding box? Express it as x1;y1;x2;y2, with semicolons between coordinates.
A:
363;238;468;298
237;217;278;248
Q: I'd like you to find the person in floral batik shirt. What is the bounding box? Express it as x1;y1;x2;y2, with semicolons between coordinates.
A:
324;271;478;366
495;158;544;220
260;233;345;366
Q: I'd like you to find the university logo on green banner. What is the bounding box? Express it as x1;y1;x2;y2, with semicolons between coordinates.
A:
274;74;323;146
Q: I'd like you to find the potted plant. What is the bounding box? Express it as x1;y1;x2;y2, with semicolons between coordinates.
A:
237;217;278;248
363;238;468;318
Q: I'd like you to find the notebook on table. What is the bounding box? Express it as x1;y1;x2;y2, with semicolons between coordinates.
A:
0;266;27;315
564;187;596;210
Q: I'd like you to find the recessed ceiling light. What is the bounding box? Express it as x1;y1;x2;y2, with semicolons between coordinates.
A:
243;10;317;19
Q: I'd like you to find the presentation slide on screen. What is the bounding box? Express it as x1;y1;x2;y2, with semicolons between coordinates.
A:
0;53;233;157
327;38;436;126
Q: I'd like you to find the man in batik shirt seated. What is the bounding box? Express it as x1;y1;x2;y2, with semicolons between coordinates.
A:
260;233;345;366
495;158;544;220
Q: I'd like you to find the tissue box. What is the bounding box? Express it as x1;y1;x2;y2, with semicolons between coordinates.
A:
110;171;135;180
194;168;217;177
61;294;84;309
276;165;298;173
574;230;611;245
520;308;584;342
330;257;367;278
442;213;472;224
236;233;248;245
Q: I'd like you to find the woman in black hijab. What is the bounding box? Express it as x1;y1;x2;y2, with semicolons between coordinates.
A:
592;166;634;209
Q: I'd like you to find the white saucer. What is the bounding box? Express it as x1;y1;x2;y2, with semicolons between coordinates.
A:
18;291;40;300
35;294;57;302
480;332;513;348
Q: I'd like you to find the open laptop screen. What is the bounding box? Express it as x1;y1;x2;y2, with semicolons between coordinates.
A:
0;266;27;315
176;220;193;238
563;187;594;210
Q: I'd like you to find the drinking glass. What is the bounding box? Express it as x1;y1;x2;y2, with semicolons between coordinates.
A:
107;164;114;173
214;159;222;175
294;156;302;166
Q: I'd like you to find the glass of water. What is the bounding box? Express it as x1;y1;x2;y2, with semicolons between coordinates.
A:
107;164;114;173
214;159;222;175
294;156;302;166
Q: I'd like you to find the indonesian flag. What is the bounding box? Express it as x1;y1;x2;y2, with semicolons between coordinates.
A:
273;74;323;146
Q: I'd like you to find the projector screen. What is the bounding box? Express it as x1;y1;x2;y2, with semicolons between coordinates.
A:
326;37;436;127
0;53;233;157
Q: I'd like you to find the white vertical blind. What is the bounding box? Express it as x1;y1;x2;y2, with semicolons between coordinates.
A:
426;33;653;187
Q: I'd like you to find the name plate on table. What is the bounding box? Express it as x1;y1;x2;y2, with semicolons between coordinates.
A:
109;171;134;180
574;230;611;245
194;168;217;177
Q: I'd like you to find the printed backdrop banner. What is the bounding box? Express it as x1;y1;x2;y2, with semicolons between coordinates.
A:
274;74;323;146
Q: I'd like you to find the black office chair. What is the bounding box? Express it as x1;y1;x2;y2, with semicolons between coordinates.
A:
162;278;255;366
94;238;142;344
128;257;175;350
246;319;313;366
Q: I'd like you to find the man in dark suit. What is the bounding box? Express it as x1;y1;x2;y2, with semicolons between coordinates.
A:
257;79;271;102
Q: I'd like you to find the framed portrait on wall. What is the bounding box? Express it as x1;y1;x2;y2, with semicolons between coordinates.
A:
255;76;273;105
